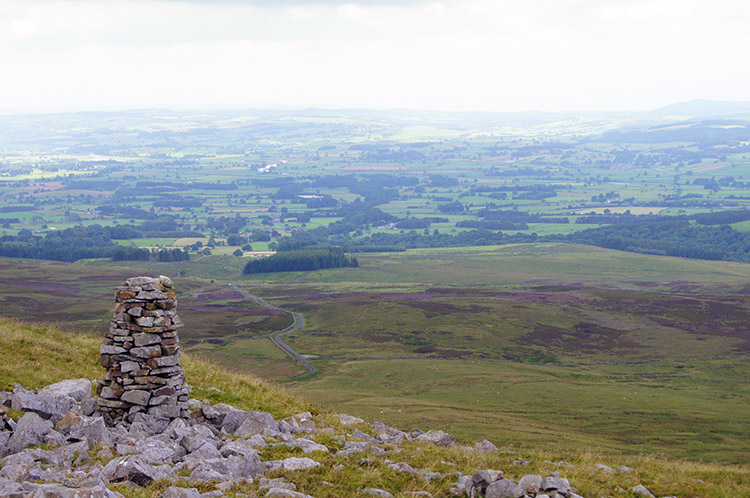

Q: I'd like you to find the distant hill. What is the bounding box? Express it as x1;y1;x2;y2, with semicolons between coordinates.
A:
653;99;750;117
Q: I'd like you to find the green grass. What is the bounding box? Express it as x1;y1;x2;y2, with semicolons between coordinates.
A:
0;316;309;419
292;358;750;464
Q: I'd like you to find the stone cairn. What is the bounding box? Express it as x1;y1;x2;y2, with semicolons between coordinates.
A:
96;275;189;425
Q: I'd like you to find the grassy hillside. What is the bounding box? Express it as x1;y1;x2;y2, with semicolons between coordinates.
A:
0;317;309;419
0;317;748;497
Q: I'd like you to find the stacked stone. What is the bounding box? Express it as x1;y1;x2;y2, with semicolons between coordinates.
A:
96;275;189;425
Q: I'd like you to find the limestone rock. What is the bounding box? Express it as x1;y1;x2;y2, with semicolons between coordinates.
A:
541;475;570;495
514;474;542;496
474;439;499;453
388;462;420;474
281;457;321;471
39;379;92;403
484;478;516;498
101;455;174;487
335;414;364;425
264;489;314;498
416;429;455;447
594;463;616;474
631;484;656;498
6;412;61;454
10;388;74;423
22;483;124;498
231;410;279;436
285;438;328;454
162;487;203;498
364;488;394;498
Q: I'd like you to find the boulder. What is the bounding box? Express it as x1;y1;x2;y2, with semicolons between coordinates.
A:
515;474;543;497
6;412;62;454
541;476;570;495
54;411;83;433
364;488;394;498
335;414;364;425
281;457;321;471
162;487;203;498
10;388;74;423
21;483;124;498
186;441;223;461
474;439;499;453
38;379;92;403
101;455;174;486
232;411;279;437
594;463;616;474
0;478;23;496
631;484;656;498
416;429;455;447
471;469;503;494
352;428;381;444
68;416;112;450
220;439;262;458
264;489;314;498
388;462;420;474
285;438;328;454
454;475;472;495
485;479;516;498
286;412;316;432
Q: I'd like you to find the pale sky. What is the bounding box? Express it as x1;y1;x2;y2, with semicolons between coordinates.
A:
1;0;749;113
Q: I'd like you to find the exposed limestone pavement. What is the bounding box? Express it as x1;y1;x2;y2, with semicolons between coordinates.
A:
0;382;672;497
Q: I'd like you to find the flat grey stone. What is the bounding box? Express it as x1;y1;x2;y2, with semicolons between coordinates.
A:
516;474;543;496
161;486;202;498
281;457;321;471
101;455;175;487
70;416;112;450
10;389;74;423
6;412;58;454
38;379;92;402
352;428;380;444
387;462;420;474
416;429;455;447
233;411;279;437
22;483;124;498
474;439;498;453
264;489;314;498
335;414;364;425
485;479;516;498
364;488;393;498
631;484;656;498
284;438;328;454
594;463;616;474
121;390;151;406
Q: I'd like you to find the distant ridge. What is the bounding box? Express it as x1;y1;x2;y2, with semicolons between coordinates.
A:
653;99;750;117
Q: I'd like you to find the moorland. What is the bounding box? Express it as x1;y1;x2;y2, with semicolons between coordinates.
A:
0;103;749;486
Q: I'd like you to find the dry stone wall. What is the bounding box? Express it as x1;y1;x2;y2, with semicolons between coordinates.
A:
96;275;189;425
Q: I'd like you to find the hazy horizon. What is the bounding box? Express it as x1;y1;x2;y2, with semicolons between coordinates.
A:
2;0;749;114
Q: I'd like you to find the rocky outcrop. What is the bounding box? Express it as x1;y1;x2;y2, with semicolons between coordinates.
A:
96;276;189;425
0;378;688;498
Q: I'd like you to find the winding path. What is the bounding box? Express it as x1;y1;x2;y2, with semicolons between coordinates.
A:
228;284;316;376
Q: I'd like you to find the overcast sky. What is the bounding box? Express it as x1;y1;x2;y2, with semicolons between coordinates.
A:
1;0;749;113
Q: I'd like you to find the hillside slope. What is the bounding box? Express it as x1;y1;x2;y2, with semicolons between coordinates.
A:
0;317;748;497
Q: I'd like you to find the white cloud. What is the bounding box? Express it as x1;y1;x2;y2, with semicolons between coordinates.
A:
0;0;748;112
